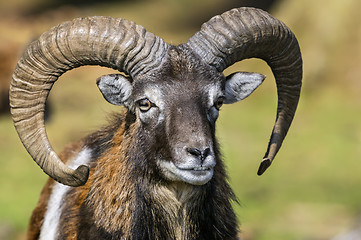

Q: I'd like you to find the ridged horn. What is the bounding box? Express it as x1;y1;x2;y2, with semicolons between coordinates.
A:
187;7;303;175
10;16;168;186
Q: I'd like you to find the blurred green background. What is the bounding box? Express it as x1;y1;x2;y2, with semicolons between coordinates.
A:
1;0;361;239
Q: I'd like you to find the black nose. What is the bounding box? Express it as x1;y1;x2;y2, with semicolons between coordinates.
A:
187;147;211;161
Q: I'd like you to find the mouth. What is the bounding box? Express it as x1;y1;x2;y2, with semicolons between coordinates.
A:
179;166;212;171
157;160;215;185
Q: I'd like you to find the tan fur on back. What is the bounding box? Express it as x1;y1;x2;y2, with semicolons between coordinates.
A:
86;122;136;236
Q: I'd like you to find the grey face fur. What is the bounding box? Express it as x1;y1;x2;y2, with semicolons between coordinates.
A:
97;47;265;185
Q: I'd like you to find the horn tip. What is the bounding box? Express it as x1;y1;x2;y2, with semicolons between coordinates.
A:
64;165;90;187
257;158;272;176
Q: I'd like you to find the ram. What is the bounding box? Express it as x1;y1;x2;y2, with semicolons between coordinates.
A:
10;7;302;240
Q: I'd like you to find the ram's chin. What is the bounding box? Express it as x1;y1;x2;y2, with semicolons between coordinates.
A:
157;160;214;185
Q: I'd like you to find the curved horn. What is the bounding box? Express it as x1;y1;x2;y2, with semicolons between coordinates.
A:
10;17;168;186
187;7;302;175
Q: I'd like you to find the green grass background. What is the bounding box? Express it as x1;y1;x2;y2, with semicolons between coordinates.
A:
1;0;361;239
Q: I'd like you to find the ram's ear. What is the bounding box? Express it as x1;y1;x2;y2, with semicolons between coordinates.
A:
96;74;133;108
224;72;266;104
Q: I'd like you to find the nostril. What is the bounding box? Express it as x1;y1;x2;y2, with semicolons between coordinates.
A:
187;148;202;157
186;147;211;160
202;148;211;158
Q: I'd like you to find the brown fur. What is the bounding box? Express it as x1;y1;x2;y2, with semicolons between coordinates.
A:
57;177;92;239
87;122;136;234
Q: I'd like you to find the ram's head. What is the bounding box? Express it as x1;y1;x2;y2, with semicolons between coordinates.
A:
96;46;266;185
10;8;302;187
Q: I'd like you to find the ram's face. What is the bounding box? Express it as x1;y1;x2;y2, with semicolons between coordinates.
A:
97;46;265;185
132;64;224;185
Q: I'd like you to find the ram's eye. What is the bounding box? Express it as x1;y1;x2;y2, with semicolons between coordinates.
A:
137;98;153;112
214;97;224;110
